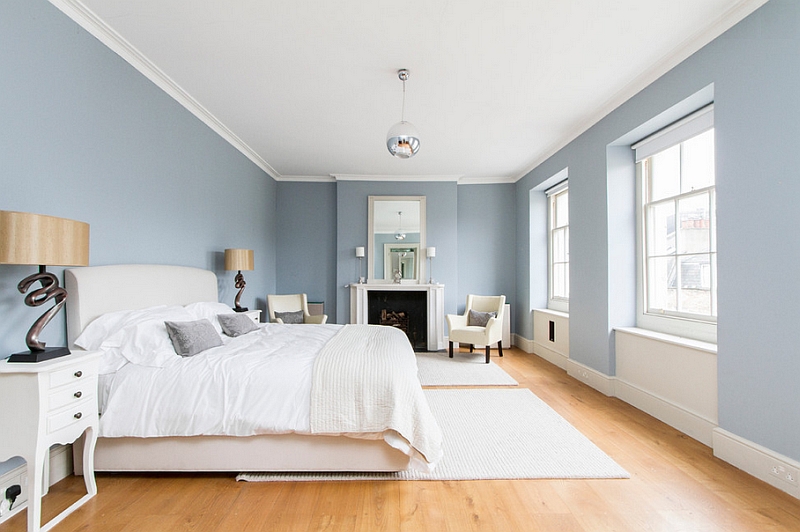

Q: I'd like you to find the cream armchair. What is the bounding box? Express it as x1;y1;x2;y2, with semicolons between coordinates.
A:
446;295;506;364
267;294;328;324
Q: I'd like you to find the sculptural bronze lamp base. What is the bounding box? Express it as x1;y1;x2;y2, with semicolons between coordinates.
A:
224;248;254;312
0;211;90;363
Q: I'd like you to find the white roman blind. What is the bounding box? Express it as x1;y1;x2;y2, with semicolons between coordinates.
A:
633;104;714;162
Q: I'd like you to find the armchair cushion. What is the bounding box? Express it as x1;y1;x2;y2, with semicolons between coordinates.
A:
468;309;497;327
274;310;304;324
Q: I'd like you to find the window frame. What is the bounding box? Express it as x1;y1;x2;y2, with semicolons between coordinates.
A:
633;105;717;343
547;177;569;313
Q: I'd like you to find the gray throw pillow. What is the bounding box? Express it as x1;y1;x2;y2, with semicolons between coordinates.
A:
218;313;259;337
274;310;304;324
164;319;223;357
468;309;497;327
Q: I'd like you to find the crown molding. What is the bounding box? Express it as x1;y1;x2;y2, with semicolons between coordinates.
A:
48;0;281;181
331;174;463;182
457;176;517;185
511;0;769;182
274;175;336;183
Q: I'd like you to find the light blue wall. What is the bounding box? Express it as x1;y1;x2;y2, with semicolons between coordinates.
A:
335;181;460;326
0;0;276;424
516;0;800;461
275;182;337;318
456;184;517;314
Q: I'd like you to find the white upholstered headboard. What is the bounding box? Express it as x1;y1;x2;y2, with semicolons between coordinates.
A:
65;264;219;347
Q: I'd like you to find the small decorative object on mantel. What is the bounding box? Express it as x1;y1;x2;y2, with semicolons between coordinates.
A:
224;248;254;312
0;210;90;362
427;246;436;284
355;246;365;284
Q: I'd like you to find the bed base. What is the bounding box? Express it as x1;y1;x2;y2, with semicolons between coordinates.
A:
74;434;409;473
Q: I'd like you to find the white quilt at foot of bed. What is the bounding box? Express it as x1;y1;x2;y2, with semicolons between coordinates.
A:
310;324;444;471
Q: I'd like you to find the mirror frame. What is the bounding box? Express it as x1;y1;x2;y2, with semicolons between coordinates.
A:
368;195;426;284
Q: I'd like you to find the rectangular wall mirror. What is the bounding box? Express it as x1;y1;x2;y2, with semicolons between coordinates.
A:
368;196;426;283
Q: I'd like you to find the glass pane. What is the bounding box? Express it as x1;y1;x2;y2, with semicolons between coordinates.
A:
647;201;676;256
553;263;567;299
679;255;712;315
681;129;715;192
555;190;568;228
677;193;710;254
552;228;566;262
649;145;680;202
648;256;677;312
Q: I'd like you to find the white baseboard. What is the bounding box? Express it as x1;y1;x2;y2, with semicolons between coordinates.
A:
531;341;568;370
615;379;716;446
565;359;615;396
513;334;535;353
713;428;800;499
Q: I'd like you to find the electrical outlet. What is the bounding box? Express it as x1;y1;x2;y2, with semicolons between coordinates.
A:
0;465;27;521
768;463;799;486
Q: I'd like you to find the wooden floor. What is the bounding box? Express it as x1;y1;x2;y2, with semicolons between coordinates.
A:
4;347;800;531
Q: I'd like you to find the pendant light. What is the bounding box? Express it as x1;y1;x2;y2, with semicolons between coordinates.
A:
394;211;407;240
386;69;420;158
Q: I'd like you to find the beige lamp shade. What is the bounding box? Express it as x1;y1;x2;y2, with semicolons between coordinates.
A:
0;210;89;266
224;248;254;271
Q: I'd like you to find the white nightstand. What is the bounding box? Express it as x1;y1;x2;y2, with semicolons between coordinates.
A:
243;309;262;324
0;350;101;532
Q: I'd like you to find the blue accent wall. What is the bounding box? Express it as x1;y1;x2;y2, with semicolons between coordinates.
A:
335;181;460;325
457;184;517;314
515;0;800;461
275;182;337;317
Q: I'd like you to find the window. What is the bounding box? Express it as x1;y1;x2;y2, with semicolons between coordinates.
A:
634;105;716;339
547;180;569;311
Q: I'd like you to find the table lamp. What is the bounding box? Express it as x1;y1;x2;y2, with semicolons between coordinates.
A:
427;246;436;284
224;248;254;312
355;246;365;284
0;211;90;362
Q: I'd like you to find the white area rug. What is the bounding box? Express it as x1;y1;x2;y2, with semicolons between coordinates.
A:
415;351;518;386
237;388;628;482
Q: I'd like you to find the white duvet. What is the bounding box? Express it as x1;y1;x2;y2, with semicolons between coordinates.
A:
99;323;338;437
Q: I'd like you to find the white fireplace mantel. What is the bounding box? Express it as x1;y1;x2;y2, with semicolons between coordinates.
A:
349;283;445;351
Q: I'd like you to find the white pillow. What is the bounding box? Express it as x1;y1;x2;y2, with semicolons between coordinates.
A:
74;305;167;351
183;301;234;334
78;306;195;368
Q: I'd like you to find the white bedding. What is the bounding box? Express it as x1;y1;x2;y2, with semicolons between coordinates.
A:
93;315;443;470
99;323;334;437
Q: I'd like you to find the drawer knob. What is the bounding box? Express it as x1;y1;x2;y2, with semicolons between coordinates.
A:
74;370;83;378
74;391;82;398
74;412;82;419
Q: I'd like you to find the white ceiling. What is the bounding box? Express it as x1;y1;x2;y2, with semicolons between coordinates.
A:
51;0;766;183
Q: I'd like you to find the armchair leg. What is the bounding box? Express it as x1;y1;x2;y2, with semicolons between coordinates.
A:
498;341;503;357
449;341;454;358
485;345;490;364
469;344;474;353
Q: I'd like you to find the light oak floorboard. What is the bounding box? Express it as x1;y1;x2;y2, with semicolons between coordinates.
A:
3;347;800;531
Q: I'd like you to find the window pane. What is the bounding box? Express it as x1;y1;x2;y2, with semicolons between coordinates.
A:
647;201;675;256
678;193;711;254
679;255;712;315
648;256;677;312
555;191;568;228
681;129;715;192
553;227;569;263
649;145;680;201
553;263;568;299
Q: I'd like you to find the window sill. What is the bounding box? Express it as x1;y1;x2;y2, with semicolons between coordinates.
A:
615;326;717;355
535;308;569;319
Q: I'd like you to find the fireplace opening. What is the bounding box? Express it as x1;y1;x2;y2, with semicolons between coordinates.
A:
367;290;427;351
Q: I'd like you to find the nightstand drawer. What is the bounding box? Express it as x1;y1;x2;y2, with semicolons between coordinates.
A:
49;363;95;390
49;384;94;413
47;397;94;434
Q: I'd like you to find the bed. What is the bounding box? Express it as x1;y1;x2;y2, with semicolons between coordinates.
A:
65;264;442;473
